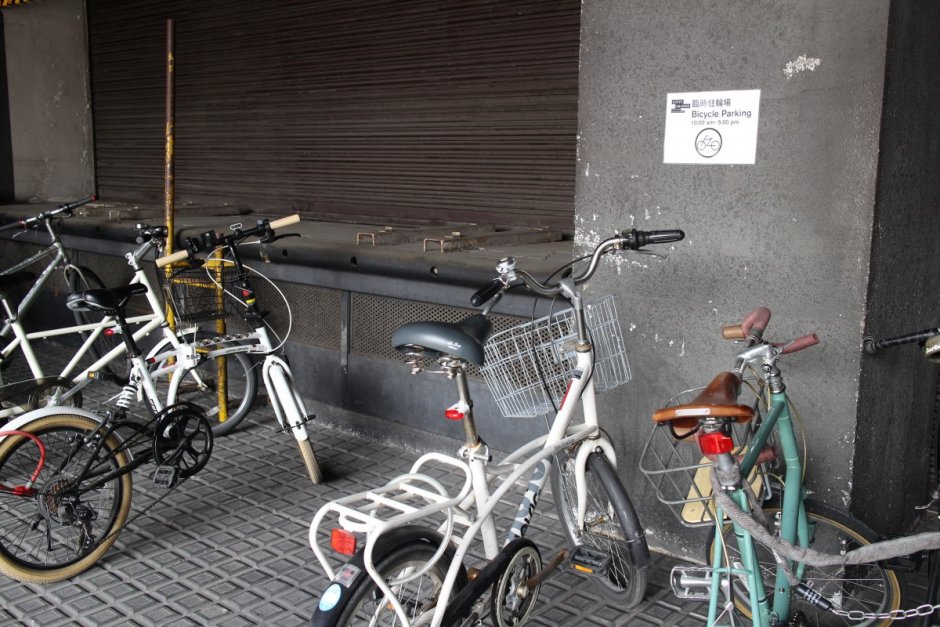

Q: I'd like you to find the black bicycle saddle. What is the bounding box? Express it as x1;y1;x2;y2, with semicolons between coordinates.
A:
392;313;492;366
66;283;147;313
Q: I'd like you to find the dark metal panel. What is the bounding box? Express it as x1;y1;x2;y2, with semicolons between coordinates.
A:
87;0;580;231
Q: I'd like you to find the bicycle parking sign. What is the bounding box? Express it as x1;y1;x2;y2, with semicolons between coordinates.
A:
664;89;760;164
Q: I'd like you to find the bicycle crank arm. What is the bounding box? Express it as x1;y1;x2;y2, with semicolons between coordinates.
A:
521;548;568;592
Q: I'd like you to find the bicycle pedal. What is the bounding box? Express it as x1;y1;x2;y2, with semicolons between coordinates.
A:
670;565;714;600
568;545;610;576
151;465;180;488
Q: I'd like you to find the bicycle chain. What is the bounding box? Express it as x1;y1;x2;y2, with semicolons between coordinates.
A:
831;603;940;621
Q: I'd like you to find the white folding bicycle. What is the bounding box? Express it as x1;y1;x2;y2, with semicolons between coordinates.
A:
309;228;685;626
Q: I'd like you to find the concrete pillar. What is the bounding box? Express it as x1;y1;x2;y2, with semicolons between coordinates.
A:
3;0;93;201
576;0;937;556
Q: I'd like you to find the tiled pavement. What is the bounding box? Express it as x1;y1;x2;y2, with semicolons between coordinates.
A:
0;347;932;626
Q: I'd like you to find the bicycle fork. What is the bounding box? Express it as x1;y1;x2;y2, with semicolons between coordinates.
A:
262;355;321;484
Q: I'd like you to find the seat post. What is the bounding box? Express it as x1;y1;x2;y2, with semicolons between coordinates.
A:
453;368;481;448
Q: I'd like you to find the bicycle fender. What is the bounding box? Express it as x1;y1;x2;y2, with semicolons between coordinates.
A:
0;406;104;443
310;526;467;627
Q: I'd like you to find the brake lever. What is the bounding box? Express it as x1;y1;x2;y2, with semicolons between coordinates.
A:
624;248;667;260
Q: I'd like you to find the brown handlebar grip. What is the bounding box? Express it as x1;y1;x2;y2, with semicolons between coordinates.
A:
742;307;772;336
722;324;746;340
781;333;820;354
269;214;300;230
155;249;189;268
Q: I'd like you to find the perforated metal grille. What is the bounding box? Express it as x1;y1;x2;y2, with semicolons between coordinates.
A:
351;293;527;376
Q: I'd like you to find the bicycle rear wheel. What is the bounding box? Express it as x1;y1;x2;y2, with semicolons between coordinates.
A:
551;450;648;607
707;500;904;626
158;333;258;437
0;414;133;583
332;542;457;626
65;266;130;383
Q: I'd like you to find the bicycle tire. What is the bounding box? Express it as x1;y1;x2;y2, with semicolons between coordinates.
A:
65;266;130;384
158;333;258;437
333;541;458;626
706;499;904;626
551;450;648;607
297;436;324;484
0;413;133;583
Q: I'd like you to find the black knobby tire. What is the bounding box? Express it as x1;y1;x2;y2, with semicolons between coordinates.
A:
334;542;458;626
0;414;133;583
551;450;648;607
157;332;259;437
65;266;130;383
706;499;904;626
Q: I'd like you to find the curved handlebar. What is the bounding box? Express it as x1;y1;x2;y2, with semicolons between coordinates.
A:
154;214;302;267
469;228;685;306
0;195;97;233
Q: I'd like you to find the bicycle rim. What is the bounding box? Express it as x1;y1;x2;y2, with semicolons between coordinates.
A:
551;451;647;607
337;543;452;626
709;502;903;626
0;414;132;583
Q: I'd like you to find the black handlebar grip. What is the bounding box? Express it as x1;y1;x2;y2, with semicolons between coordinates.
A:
470;279;504;307
621;229;685;249
60;195;97;212
643;229;685;245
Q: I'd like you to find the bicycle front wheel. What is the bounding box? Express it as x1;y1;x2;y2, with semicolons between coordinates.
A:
159;334;258;437
552;450;648;607
707;500;904;626
0;414;133;583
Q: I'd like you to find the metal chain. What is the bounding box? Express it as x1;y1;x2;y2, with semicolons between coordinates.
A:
831;603;940;621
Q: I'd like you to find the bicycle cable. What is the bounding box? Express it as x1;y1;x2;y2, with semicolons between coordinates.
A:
199;247;293;353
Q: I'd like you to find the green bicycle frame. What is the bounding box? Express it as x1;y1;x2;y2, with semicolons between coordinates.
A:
708;389;810;626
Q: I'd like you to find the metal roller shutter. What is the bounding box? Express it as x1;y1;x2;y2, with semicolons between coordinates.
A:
87;0;580;230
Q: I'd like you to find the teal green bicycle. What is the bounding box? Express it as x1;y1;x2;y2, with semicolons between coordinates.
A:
641;307;912;626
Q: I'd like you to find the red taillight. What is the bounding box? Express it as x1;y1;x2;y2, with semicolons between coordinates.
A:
331;528;357;556
444;409;464;420
698;432;734;456
104;328;116;337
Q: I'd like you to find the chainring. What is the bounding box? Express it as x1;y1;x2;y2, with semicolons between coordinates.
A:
152;402;213;478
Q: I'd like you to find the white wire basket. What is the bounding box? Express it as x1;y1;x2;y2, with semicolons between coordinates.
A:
481;295;631;418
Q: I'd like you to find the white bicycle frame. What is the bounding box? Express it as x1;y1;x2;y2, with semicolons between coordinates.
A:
0;238;216;419
309;347;617;627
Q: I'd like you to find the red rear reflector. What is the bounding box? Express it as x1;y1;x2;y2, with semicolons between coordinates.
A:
444;409;464;421
104;328;116;337
331;528;357;556
698;432;734;455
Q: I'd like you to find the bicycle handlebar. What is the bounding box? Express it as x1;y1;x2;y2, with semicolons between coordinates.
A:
470;228;685;306
0;195;97;233
153;214;302;267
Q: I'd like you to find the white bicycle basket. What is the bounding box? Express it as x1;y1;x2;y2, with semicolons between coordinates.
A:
481;294;631;418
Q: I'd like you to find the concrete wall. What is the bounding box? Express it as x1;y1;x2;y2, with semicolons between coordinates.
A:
3;0;93;201
575;0;896;556
852;1;940;532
